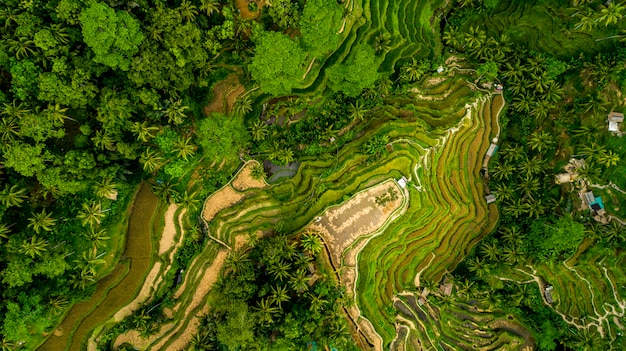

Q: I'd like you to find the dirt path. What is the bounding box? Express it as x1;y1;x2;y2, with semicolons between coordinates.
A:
159;204;180;255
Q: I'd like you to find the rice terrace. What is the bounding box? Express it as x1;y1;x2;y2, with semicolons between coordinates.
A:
2;0;626;351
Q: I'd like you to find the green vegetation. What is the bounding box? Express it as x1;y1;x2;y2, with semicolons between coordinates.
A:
1;0;626;350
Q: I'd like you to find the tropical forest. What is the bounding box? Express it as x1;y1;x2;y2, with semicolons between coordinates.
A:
1;0;626;350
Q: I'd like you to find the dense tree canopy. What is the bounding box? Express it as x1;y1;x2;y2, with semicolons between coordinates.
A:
250;31;306;96
300;0;343;58
79;2;144;71
327;43;380;97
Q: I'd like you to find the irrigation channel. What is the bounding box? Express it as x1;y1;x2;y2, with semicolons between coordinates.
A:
38;183;159;351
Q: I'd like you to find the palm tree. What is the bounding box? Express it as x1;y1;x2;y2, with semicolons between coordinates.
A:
233;95;253;116
308;292;328;312
250;164;266;180
0;337;16;351
0;117;19;143
44;103;73;126
491;161;516;181
348;101;367;122
140;147;165;173
85;228;110;251
504;199;524;218
268;260;291;282
92;130;116;151
530;100;551;120
93;178;117;199
0;223;10;241
480;241;501;262
77;201;105;228
500;144;525;163
442;26;461;48
455;278;475;299
502;59;526;82
6;36;36;59
579;142;606;163
377;77;393;96
47;23;70;44
0;7;19;29
574;10;597;31
522;199;545;219
518;155;545;176
48;296;69;314
0;184;27;208
277;148;294;165
464;26;486;49
401;59;429;82
493;183;514;203
75;250;106;275
543;81;563;103
502;245;525;265
499;226;523;248
270;285;291;307
569;329;602;350
373;32;392;53
517;174;540;199
576;161;601;183
69;268;96;290
28;209;56;234
20;236;48;258
467;257;491;278
363;135;389;157
152;180;179;202
254;298;279;324
200;0;220;16
512;92;533;113
179;0;198;22
598;150;620;168
178;189;200;211
225;249;250;274
189;331;214;350
130;121;159;142
145;23;163;42
172;135;197;161
602;221;624;243
163;99;189;125
290;268;310;293
528;131;555;154
249;120;269;142
301;232;323;254
598;2;624;26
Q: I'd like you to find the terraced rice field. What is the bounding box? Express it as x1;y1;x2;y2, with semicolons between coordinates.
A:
295;0;447;93
38;183;160;351
465;0;616;58
392;292;533;351
353;88;503;348
502;242;626;340
88;73;502;350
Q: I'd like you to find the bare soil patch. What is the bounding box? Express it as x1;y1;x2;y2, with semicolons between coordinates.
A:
159;204;179;256
235;0;266;19
306;180;404;266
231;161;268;191
203;75;243;115
202;186;244;221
